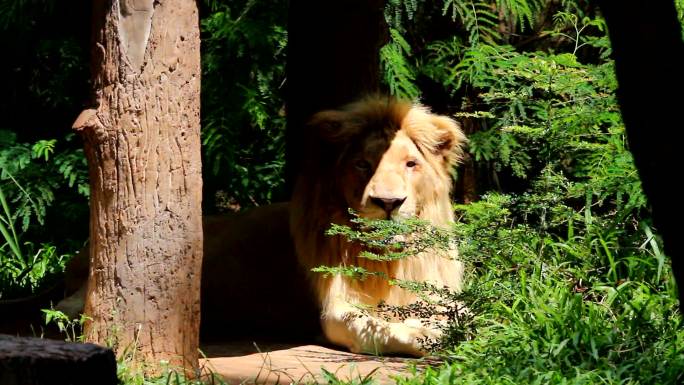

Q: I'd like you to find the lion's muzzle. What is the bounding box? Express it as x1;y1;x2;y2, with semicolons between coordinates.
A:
369;196;407;214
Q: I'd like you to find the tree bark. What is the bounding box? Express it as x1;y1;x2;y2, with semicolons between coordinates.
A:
74;0;202;375
596;0;683;304
285;0;387;190
0;334;117;385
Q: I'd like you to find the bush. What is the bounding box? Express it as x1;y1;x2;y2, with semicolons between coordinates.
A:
0;132;87;298
317;2;684;383
201;0;288;209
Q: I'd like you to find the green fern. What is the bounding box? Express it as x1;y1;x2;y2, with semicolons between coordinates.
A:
443;0;501;44
0;131;88;230
380;28;421;99
32;139;56;161
384;0;418;32
453;43;517;90
201;0;287;206
496;0;544;32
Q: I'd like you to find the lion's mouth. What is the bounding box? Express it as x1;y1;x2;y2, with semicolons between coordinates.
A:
360;210;399;221
355;205;412;222
360;210;408;222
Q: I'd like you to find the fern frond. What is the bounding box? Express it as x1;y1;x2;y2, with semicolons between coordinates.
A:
495;0;540;31
380;28;421;99
32;139;56;161
443;0;502;44
384;0;418;31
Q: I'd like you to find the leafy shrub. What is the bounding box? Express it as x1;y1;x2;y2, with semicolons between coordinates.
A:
201;0;288;208
0;186;70;299
359;191;683;384
0;131;87;298
0;0;91;297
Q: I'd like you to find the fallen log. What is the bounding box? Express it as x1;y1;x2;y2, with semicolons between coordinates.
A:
0;334;116;385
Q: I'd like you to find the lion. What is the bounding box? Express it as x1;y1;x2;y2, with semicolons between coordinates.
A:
55;204;320;341
290;95;467;357
54;96;465;357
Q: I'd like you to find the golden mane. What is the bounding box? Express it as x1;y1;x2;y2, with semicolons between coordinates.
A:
291;95;465;268
289;95;466;356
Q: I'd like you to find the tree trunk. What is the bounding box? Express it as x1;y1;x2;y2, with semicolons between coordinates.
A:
74;0;202;375
285;0;387;189
596;0;682;305
452;115;479;203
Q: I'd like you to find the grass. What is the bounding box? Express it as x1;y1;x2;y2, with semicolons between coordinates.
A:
116;360;228;385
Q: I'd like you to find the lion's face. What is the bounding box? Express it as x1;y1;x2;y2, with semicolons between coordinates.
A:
341;130;425;220
305;96;466;224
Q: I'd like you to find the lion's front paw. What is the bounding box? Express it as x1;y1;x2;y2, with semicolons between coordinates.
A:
403;318;444;340
388;321;442;356
414;324;443;353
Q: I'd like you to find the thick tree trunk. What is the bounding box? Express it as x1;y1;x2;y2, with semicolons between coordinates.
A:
285;0;387;189
74;0;202;375
596;1;682;304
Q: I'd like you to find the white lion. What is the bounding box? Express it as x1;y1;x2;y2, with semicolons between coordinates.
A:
290;95;467;356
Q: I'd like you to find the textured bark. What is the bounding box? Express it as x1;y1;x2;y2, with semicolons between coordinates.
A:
596;0;683;307
75;0;202;375
285;0;387;190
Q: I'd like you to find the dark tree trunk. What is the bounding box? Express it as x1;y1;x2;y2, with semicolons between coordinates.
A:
285;0;388;190
0;334;117;385
451;115;479;203
74;0;203;375
596;0;683;304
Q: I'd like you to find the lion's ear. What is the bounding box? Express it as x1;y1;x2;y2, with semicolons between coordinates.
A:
307;110;362;143
428;115;467;168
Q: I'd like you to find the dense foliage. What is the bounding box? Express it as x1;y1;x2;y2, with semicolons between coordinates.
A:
0;132;87;297
201;0;288;209
367;1;684;383
2;0;683;383
0;0;90;298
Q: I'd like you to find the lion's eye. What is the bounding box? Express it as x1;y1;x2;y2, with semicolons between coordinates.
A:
355;160;371;171
406;160;417;168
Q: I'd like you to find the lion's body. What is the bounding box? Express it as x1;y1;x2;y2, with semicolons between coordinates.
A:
290;96;466;356
58;204;320;341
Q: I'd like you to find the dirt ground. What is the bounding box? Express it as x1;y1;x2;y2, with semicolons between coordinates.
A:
201;341;436;385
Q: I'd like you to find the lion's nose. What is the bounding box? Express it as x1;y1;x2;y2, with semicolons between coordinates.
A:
370;196;407;213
